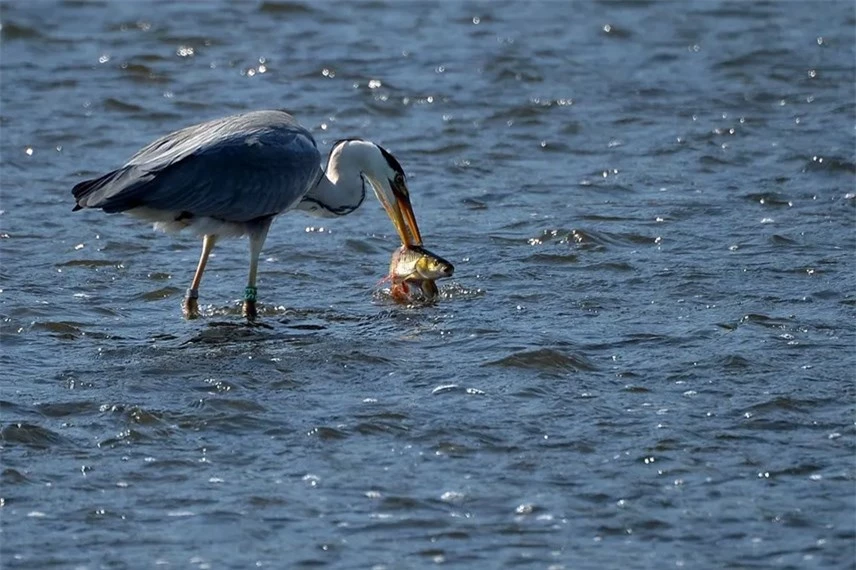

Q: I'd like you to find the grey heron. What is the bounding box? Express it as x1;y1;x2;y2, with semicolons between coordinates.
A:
72;110;423;320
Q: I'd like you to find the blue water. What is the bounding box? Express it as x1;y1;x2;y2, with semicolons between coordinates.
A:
1;1;854;568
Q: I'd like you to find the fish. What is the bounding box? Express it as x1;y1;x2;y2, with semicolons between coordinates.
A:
388;245;454;281
387;245;454;303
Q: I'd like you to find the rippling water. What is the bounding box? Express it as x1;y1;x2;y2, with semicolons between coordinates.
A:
2;1;855;568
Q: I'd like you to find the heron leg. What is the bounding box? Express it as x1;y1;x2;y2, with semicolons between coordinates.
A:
183;234;217;319
243;219;272;321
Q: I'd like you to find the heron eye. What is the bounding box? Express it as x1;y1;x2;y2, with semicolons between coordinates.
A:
393;174;409;198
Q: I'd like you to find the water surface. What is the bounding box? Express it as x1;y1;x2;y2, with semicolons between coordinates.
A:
1;1;855;568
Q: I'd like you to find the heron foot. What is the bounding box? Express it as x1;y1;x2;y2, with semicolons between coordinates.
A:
242;300;257;321
243;286;258;321
183;288;200;319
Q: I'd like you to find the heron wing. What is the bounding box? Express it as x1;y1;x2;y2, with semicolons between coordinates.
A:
73;111;322;222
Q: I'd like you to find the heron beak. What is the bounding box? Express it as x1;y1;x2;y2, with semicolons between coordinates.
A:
375;178;423;246
395;190;423;246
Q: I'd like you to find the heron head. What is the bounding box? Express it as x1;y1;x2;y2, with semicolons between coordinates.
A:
334;140;423;246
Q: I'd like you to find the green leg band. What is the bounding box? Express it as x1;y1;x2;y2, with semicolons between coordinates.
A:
244;286;257;302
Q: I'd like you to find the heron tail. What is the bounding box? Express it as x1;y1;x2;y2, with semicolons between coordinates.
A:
71;166;149;212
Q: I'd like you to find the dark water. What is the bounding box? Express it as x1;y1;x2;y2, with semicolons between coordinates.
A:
2;1;855;568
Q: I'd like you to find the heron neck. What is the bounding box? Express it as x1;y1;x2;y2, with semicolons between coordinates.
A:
301;157;366;216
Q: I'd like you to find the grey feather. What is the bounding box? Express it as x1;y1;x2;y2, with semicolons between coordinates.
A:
73;110;323;223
